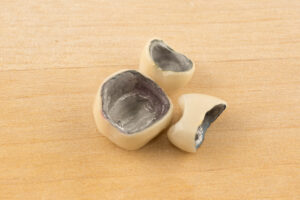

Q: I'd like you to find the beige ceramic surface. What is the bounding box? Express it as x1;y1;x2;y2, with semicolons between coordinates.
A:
0;0;300;199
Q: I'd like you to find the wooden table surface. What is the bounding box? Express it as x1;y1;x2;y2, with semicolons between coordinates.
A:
1;0;300;199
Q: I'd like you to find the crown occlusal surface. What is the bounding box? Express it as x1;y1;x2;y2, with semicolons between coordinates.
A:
167;94;227;153
93;70;173;150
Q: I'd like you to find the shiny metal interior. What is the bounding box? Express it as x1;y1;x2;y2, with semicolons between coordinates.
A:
149;39;193;72
101;70;170;134
195;104;226;149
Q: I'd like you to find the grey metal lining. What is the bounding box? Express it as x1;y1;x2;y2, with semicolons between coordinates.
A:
195;104;226;149
101;70;170;134
149;39;193;72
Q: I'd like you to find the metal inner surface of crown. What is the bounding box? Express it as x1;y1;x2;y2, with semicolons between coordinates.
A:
149;39;193;72
101;70;170;134
195;104;226;149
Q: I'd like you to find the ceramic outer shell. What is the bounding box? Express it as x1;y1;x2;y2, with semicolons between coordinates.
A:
167;93;227;153
139;38;195;94
93;70;174;150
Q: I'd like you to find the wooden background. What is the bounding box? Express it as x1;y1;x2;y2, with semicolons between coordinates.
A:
1;0;299;199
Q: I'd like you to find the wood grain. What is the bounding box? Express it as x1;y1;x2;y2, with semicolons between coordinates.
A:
0;0;299;199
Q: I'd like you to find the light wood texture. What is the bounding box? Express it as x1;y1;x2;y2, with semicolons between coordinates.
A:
1;0;299;199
